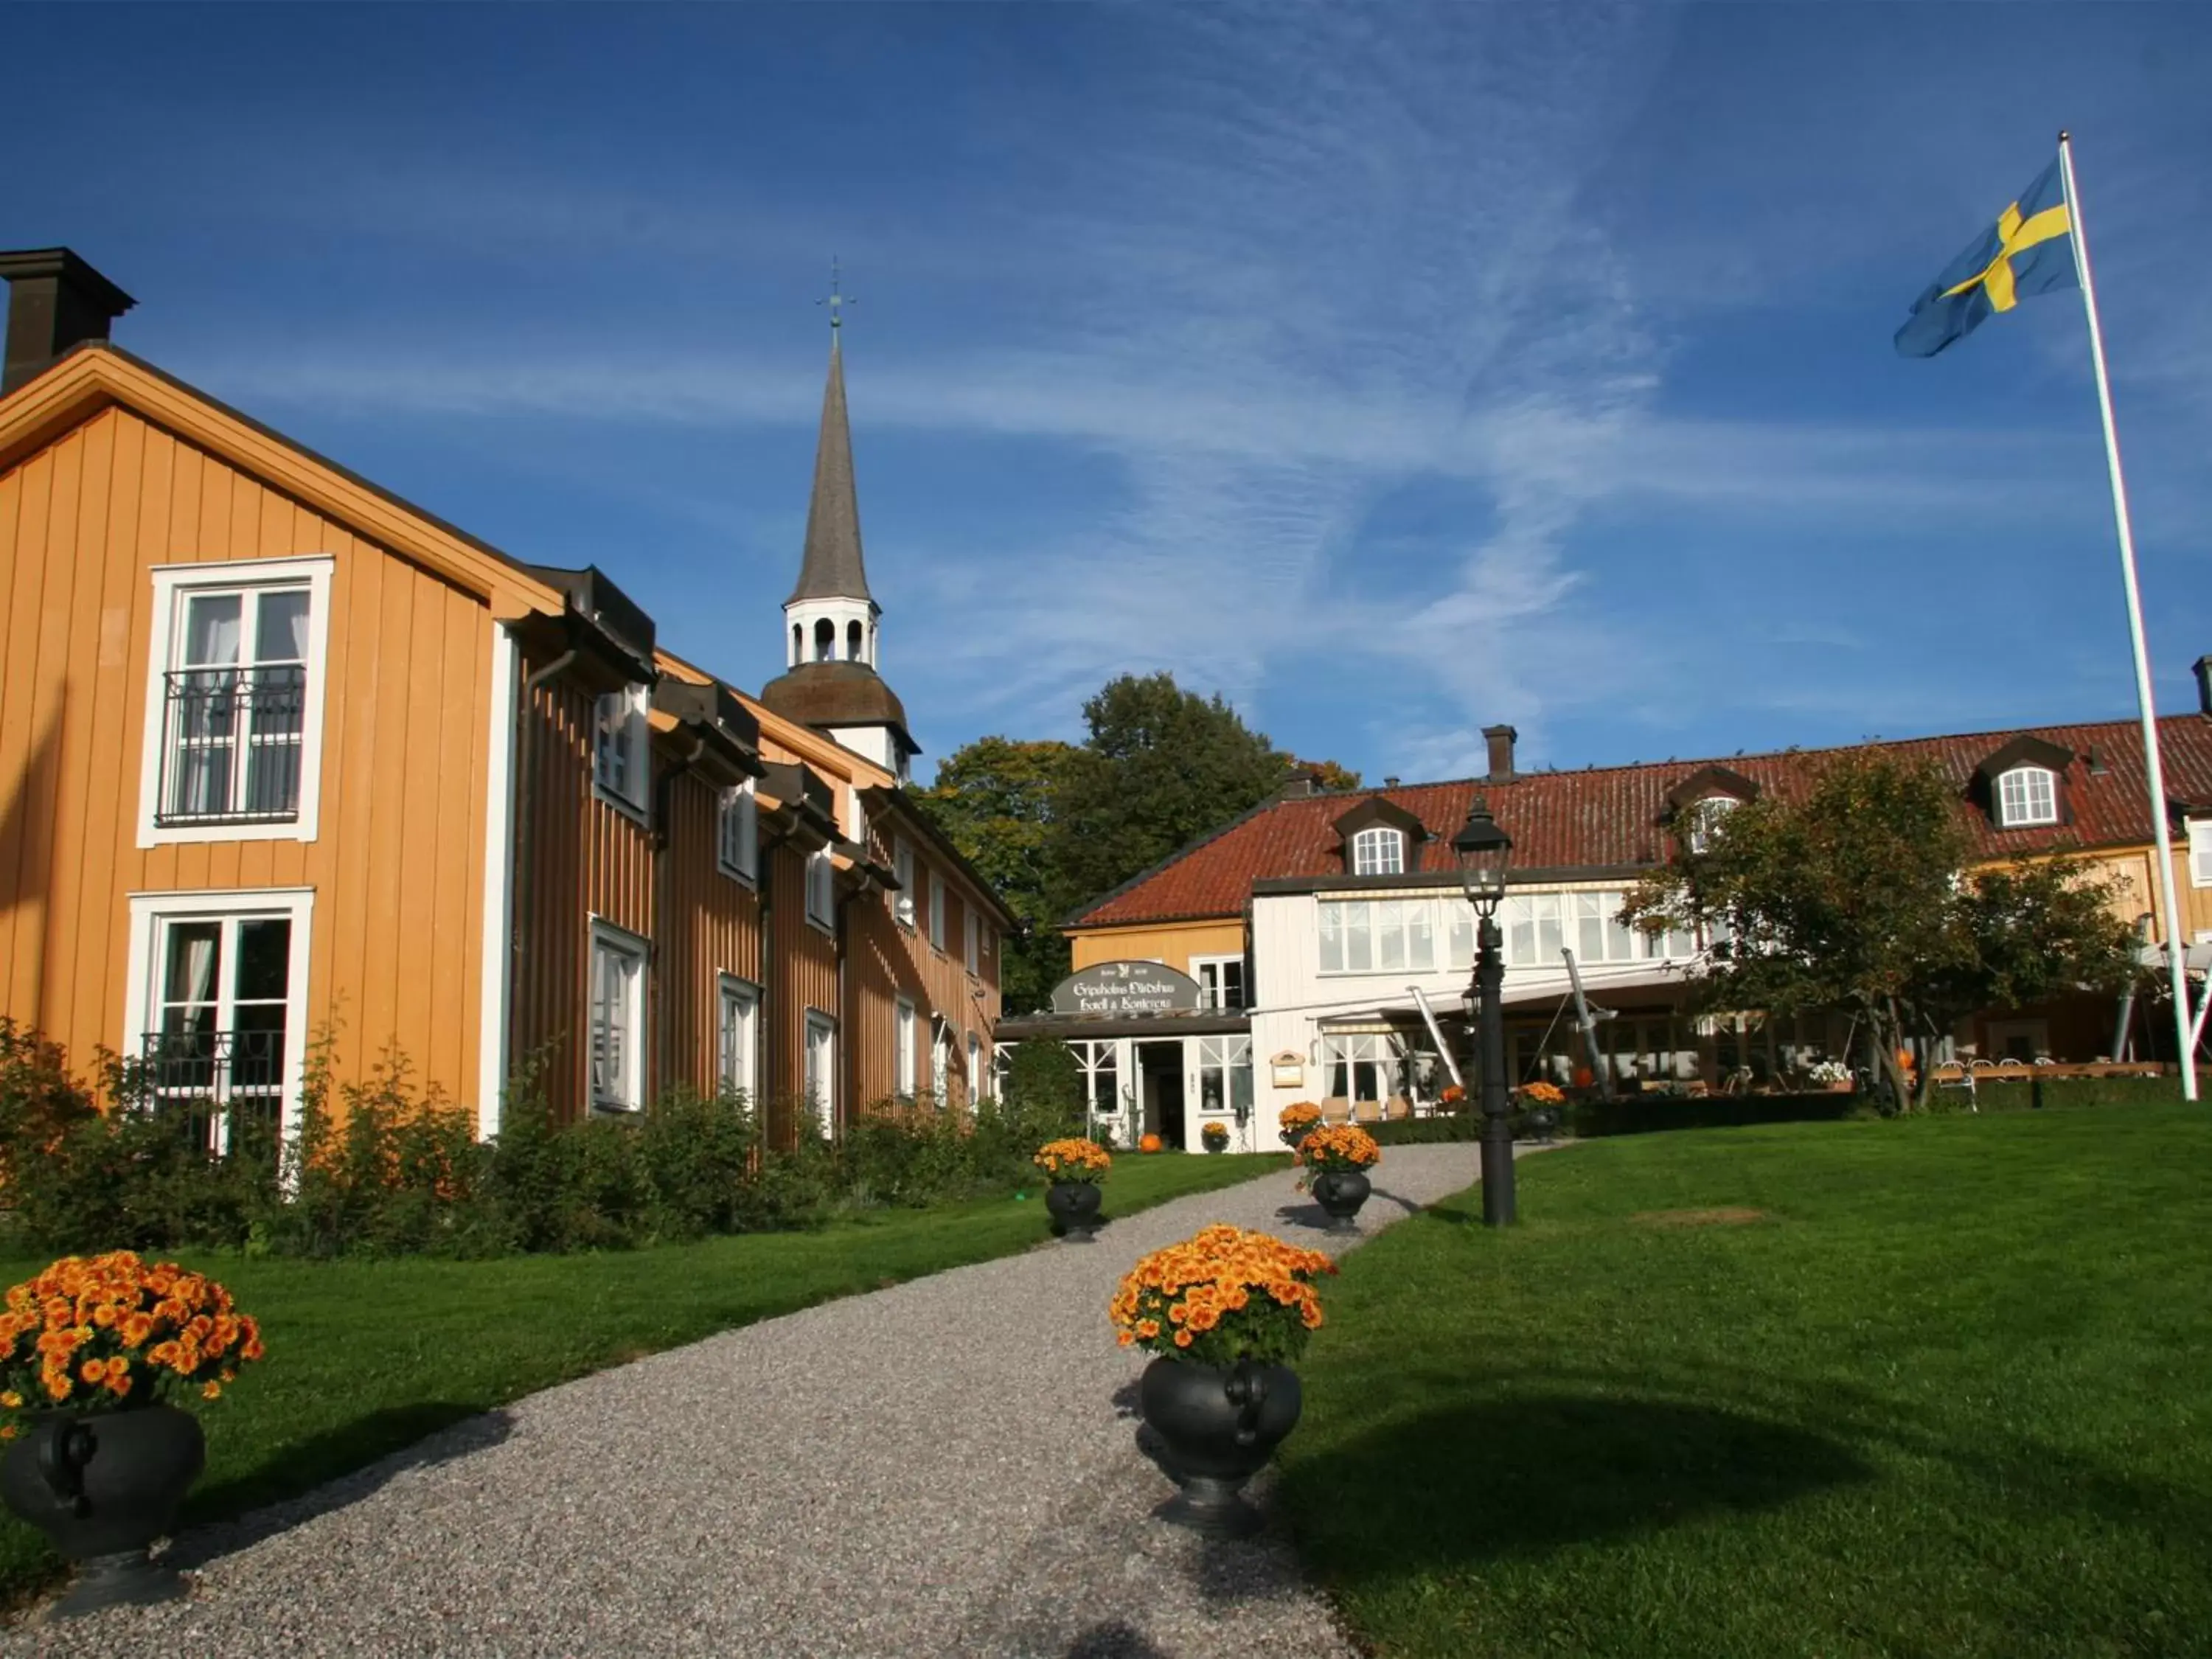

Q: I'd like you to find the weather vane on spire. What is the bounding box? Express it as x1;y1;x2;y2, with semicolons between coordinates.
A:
818;257;855;333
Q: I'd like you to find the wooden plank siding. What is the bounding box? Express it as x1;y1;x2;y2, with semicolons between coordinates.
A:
0;404;494;1107
846;844;1001;1113
760;835;839;1144
655;765;764;1103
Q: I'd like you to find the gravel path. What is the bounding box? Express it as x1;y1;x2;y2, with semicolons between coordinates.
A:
7;1145;1510;1658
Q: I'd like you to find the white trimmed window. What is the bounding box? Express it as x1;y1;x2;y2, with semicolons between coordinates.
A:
806;849;835;930
895;998;918;1098
139;557;333;847
1197;1035;1254;1117
589;920;648;1111
2191;820;2212;888
931;1017;951;1107
594;684;650;817
1504;891;1695;967
893;838;916;927
1996;766;2058;828
1322;1033;1391;1106
1318;900;1436;974
718;779;758;883
964;909;980;975
804;1010;837;1134
1191;954;1246;1011
1351;826;1405;876
929;872;947;951
1684;796;1739;855
967;1030;984;1104
717;975;758;1102
125;888;314;1155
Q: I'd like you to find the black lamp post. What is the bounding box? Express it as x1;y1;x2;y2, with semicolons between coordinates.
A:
1452;794;1515;1227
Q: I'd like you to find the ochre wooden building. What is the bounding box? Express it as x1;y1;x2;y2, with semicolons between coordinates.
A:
0;248;1010;1148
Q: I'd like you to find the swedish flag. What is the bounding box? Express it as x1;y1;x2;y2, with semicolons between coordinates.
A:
1895;157;2077;358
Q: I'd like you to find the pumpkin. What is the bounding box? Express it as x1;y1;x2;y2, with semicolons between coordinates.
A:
1139;1133;1164;1153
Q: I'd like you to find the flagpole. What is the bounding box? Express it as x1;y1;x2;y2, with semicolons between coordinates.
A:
2056;130;2199;1102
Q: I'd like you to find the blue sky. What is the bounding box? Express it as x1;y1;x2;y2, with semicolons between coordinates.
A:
10;4;2212;783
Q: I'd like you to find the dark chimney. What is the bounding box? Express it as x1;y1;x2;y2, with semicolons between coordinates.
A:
2195;655;2212;717
1276;770;1317;800
1383;776;1400;789
1;248;135;396
1482;723;1518;781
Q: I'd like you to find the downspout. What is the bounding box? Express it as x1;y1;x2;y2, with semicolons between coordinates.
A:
652;734;709;1103
509;648;580;1079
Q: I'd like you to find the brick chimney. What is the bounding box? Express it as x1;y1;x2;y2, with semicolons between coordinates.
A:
2195;655;2212;717
0;248;135;396
1482;723;1518;782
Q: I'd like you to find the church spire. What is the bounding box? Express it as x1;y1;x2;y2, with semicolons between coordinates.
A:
788;262;872;606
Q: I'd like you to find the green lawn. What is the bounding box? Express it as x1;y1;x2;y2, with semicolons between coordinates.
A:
0;1149;1285;1607
1276;1106;2212;1658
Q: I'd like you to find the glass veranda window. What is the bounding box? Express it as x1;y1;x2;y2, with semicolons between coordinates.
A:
159;587;311;824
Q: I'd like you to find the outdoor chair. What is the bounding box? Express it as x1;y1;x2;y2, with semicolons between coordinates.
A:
1352;1098;1382;1124
1383;1096;1412;1121
1320;1097;1352;1124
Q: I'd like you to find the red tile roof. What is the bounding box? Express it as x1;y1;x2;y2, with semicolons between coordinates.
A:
1069;716;2212;928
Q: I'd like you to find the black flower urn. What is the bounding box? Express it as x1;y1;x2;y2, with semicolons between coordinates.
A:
1309;1169;1371;1232
0;1403;206;1617
1044;1179;1104;1242
1138;1357;1304;1537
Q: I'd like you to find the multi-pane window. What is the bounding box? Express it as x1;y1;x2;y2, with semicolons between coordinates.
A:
932;1020;950;1107
1351;827;1405;876
1076;1040;1119;1124
806;849;835;928
718;780;758;883
804;1012;836;1134
1317;900;1436;973
1197;1036;1254;1118
967;1032;984;1104
1322;1033;1392;1105
1504;891;1695;967
1683;796;1739;854
2191;820;2212;888
928;874;946;951
717;977;758;1102
594;685;650;813
156;584;312;827
964;911;980;975
893;839;917;927
1192;955;1247;1011
1997;766;2058;828
141;904;301;1155
895;998;918;1097
589;924;647;1111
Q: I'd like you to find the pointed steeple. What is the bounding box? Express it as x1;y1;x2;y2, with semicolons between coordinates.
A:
787;329;873;606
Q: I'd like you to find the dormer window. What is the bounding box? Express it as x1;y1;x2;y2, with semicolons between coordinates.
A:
1684;796;1738;855
1352;826;1405;876
593;684;650;817
1997;765;2058;827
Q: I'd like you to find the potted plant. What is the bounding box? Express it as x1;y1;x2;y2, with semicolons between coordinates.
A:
1297;1124;1381;1231
1438;1083;1467;1111
1277;1101;1321;1150
1034;1138;1111;1242
1517;1078;1565;1139
1110;1224;1337;1535
0;1251;265;1616
1809;1059;1852;1093
1200;1121;1230;1155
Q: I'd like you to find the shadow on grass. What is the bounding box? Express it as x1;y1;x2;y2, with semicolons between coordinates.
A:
166;1404;512;1571
1281;1394;1872;1570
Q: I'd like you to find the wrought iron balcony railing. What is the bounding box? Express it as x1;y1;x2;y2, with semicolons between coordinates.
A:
152;665;307;827
139;1027;287;1157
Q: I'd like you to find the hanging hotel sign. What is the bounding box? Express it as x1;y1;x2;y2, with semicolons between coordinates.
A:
1050;961;1203;1018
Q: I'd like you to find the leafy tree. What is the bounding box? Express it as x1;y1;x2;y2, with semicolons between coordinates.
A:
1621;750;2140;1110
1050;672;1297;919
913;738;1081;1012
1294;757;1364;792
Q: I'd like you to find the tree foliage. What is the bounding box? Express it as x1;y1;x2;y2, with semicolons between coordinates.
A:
1620;751;2140;1110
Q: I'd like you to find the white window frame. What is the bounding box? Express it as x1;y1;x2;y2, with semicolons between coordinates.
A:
893;838;917;928
931;1015;951;1107
138;557;335;849
593;683;652;822
928;872;947;951
1190;953;1247;1011
1317;899;1434;975
1197;1034;1253;1118
804;1009;837;1135
1351;826;1405;876
588;919;650;1113
123;886;316;1152
718;779;759;886
716;973;759;1102
895;997;918;1098
805;848;836;932
1996;766;2058;829
967;1030;984;1104
2190;819;2212;888
1684;796;1739;855
964;909;980;975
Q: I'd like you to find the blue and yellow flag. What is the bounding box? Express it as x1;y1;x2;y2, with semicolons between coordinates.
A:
1895;157;2076;358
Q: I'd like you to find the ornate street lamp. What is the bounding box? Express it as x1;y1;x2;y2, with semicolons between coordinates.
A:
1452;795;1516;1226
